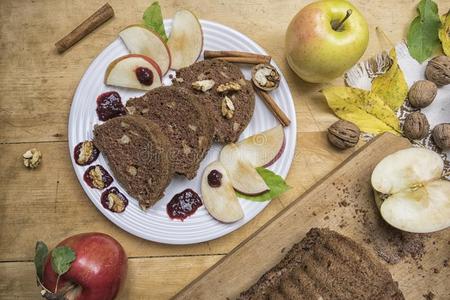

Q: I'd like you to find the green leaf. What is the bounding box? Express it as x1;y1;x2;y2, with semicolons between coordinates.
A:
407;0;441;63
143;2;168;42
51;246;76;276
439;12;450;56
34;241;48;281
237;168;291;202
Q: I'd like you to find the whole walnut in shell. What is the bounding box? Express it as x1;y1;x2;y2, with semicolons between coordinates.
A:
425;56;450;86
403;112;429;140
408;80;437;108
432;123;450;150
327;120;360;149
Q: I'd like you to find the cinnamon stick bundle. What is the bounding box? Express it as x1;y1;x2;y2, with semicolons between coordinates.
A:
55;3;114;53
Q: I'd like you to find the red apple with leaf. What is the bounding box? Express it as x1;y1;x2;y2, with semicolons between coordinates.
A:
34;233;127;300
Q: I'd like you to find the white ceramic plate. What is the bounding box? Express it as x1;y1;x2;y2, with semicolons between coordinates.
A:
68;20;297;244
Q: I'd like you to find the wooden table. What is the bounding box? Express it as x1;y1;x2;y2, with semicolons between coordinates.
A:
0;0;448;298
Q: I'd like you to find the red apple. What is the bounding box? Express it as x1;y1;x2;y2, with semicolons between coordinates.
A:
42;233;127;300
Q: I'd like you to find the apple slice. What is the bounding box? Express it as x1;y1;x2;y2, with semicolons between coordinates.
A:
219;143;269;195
105;54;162;91
119;25;171;75
167;9;203;70
371;148;450;233
201;161;244;223
237;125;285;167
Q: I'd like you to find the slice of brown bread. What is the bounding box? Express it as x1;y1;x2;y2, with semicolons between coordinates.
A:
239;228;404;300
93;115;173;210
126;86;214;179
173;59;255;143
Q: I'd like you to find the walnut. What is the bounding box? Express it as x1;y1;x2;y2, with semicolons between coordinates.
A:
192;80;215;92
182;141;192;155
403;112;429;140
221;96;235;119
408;80;437;108
432;123;450;150
107;192;126;213
127;166;137;176
188;124;197;131
76;141;94;165
117;134;130;145
217;82;241;94
90;166;106;189
425;56;450;86
251;64;280;91
327;120;360;149
233;122;240;132
120;122;129;128
126;106;136;115
23;148;42;169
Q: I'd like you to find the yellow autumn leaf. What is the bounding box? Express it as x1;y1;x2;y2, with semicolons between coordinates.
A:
370;49;408;111
439;13;450;56
323;86;401;135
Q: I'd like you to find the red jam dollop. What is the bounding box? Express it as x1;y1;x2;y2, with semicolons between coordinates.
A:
135;67;154;86
83;165;113;190
101;187;128;213
167;189;202;221
207;170;223;187
96;91;126;121
74;141;99;166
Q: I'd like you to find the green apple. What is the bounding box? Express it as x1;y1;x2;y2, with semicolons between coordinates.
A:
285;0;369;83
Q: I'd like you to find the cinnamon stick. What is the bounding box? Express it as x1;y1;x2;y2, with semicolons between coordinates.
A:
204;50;271;62
254;88;291;127
55;3;114;53
213;56;270;65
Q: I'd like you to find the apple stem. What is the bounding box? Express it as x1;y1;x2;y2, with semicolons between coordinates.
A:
54;275;61;294
333;9;352;31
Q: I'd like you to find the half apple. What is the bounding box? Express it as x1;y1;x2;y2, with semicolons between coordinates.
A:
167;9;203;69
201;161;244;223
237;125;285;167
220;143;269;195
371;148;450;233
105;54;162;91
119;25;171;75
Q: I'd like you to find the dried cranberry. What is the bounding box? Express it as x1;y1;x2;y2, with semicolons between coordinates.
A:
135;67;154;86
167;189;202;221
96;91;126;121
207;170;223;187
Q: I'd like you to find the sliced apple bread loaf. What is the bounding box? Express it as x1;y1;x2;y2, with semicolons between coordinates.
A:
93;115;173;210
173;59;256;143
126;86;214;179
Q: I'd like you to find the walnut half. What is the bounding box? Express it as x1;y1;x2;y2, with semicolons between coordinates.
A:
221;96;235;119
23;148;42;169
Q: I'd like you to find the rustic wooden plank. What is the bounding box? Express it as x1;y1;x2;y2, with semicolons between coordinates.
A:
0;255;223;299
174;134;450;300
1;0;449;143
0;131;356;261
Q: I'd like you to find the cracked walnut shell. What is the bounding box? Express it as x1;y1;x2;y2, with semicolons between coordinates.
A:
23;148;42;169
327;120;360;149
403;112;429;140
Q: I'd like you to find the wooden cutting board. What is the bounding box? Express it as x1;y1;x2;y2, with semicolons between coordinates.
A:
174;133;450;300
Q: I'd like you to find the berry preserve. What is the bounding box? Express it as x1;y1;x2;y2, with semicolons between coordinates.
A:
74;141;99;166
96;91;126;121
207;170;223;187
167;189;202;221
101;187;128;213
83;165;113;190
135;67;154;86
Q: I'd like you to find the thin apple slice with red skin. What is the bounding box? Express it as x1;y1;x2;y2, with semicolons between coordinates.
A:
167;9;203;70
237;125;285;167
105;54;162;91
119;25;171;75
220;143;269;195
201;161;244;223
